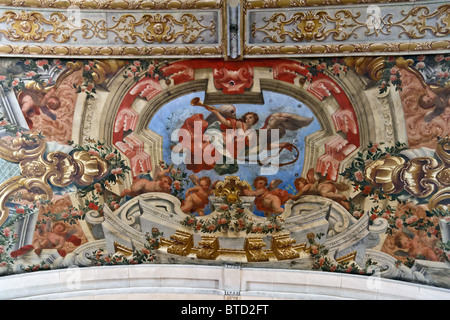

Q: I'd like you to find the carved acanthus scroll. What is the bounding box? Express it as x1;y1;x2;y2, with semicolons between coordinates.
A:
0;134;109;226
364;136;450;210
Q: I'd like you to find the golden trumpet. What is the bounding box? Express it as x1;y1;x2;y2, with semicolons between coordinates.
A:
190;97;236;119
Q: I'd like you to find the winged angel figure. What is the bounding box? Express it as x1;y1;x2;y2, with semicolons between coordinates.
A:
176;98;313;175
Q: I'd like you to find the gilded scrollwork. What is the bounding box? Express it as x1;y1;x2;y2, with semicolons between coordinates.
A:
250;5;450;44
0;134;109;226
363;137;450;210
108;13;216;44
213;176;251;203
0;10;217;45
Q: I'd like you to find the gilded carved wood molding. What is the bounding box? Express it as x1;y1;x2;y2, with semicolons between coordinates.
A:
0;0;447;58
245;0;450;57
243;0;415;9
0;0;224;10
0;1;225;58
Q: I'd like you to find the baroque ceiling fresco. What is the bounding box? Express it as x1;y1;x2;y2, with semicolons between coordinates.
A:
0;0;449;291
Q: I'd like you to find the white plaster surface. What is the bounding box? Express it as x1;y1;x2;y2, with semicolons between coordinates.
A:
0;264;449;300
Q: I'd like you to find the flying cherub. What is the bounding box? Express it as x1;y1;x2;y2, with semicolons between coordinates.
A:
10;220;82;258
290;168;350;210
18;86;61;129
181;175;218;216
243;176;290;215
120;164;173;197
184;97;314;172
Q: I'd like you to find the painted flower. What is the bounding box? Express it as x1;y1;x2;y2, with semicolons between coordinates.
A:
37;59;48;67
319;257;325;266
218;218;228;225
417;55;426;61
353;210;363;218
220;204;229;211
88;202;99;211
16;207;25;214
437;71;449;78
142;248;150;255
111;168;123;175
310;245;319;255
405;216;416;224
435;55;444;62
173;180;181;190
2;227;10;237
395;218;403;229
362;185;372;195
0;245;5;254
105;152;115;161
0;75;5;81
416;62;426;69
354;171;364;182
88;149;99;156
332;63;341;74
85;83;95;92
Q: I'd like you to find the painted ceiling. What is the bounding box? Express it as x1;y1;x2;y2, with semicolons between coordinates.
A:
0;0;449;292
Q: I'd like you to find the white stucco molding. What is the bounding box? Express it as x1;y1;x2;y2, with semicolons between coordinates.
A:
0;264;449;300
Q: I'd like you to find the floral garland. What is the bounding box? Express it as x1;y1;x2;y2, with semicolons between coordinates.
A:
0;114;45;141
123;59;171;85
0;202;35;274
0;58;61;93
68;138;131;197
307;233;377;275
73;60;97;100
378;54;450;94
90;228;163;266
182;201;283;234
340;141;407;199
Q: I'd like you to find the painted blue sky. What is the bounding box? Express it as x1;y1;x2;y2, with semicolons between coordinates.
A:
148;90;321;215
